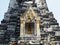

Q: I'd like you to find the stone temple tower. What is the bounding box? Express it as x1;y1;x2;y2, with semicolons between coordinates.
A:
0;0;60;45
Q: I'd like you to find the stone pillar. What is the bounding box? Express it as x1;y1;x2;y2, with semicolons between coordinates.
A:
36;16;40;40
20;18;24;38
48;34;51;43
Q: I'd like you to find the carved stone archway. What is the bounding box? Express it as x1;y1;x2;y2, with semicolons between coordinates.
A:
20;7;40;41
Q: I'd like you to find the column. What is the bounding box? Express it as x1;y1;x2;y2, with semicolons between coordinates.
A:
36;17;40;40
20;18;24;38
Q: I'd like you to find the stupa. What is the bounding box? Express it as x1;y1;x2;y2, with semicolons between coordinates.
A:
0;0;60;45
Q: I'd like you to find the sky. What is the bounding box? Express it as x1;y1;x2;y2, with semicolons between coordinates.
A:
0;0;60;26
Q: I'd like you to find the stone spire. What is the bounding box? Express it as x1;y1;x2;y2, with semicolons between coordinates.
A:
0;0;60;45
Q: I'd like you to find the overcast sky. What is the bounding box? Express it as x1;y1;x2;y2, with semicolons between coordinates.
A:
0;0;60;26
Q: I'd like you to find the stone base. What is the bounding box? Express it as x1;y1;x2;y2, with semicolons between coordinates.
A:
18;43;43;45
18;40;43;45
